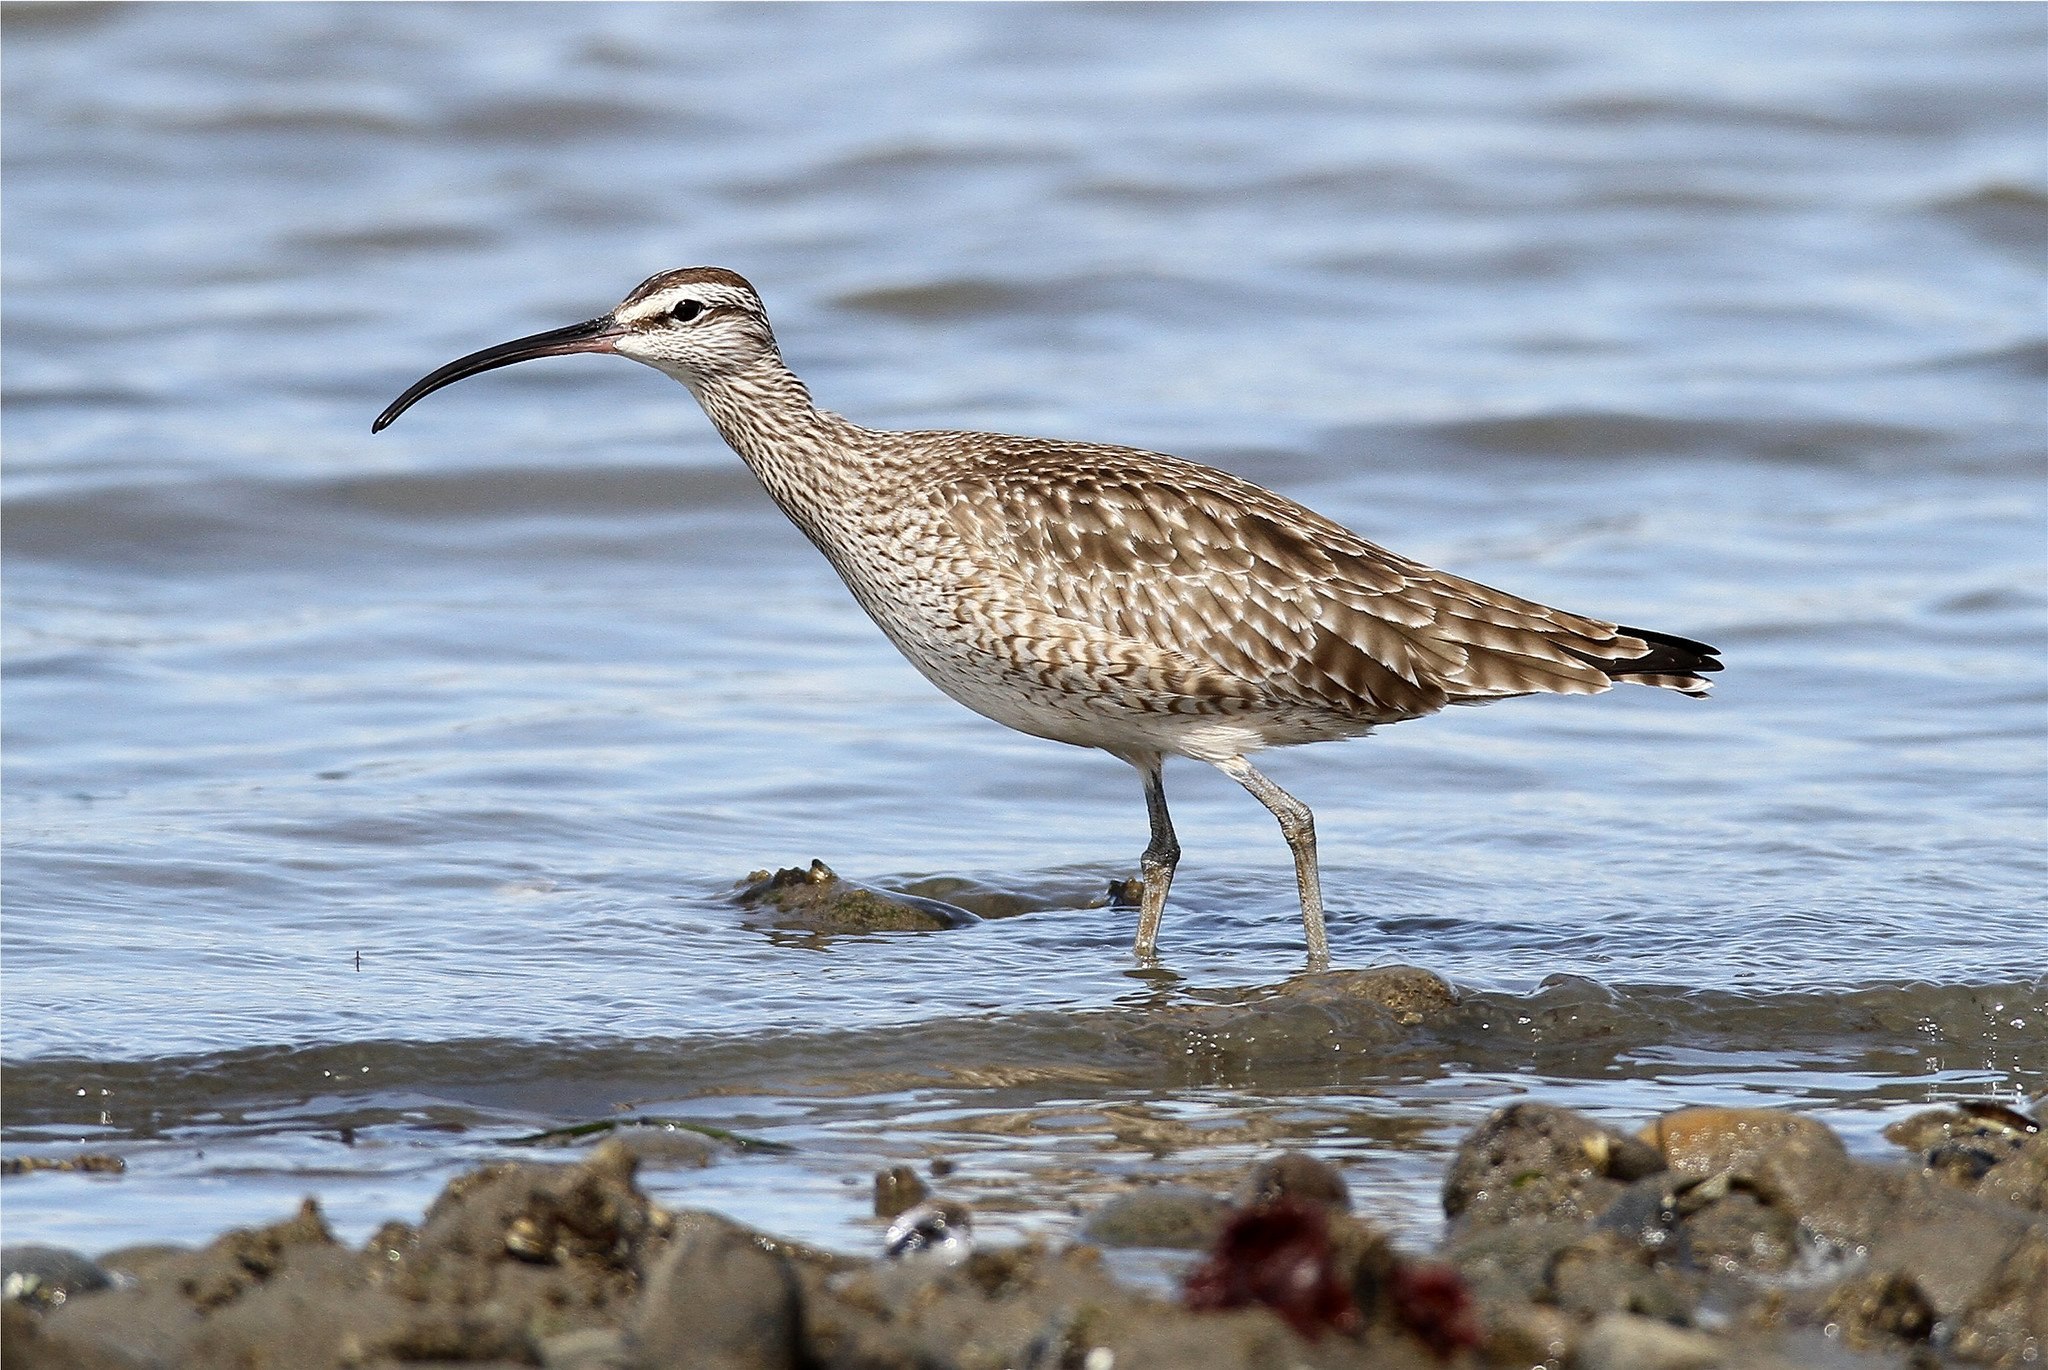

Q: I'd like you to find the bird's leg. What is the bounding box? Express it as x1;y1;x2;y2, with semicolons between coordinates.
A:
1215;757;1329;971
1133;759;1181;961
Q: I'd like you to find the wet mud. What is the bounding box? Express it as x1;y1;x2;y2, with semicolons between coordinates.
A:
6;975;2042;1370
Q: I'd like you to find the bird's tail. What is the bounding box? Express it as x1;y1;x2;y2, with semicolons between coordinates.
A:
1566;625;1723;697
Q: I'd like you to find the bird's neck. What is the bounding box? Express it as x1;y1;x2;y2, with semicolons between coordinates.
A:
681;356;877;533
685;356;829;454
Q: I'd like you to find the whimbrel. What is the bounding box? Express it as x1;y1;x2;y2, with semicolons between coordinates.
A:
375;268;1721;969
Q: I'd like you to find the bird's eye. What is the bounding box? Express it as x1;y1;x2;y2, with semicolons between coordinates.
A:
670;300;705;323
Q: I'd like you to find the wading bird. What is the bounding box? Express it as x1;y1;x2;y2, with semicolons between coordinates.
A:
375;268;1720;969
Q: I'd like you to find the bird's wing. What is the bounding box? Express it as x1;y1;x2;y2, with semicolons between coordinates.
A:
939;440;1678;721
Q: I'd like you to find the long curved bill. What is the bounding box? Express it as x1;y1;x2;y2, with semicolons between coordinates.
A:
372;315;626;432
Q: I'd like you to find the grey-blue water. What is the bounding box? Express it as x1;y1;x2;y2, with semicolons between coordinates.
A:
4;2;2044;1258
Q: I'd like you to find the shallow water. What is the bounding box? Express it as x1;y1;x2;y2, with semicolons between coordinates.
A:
4;2;2045;1259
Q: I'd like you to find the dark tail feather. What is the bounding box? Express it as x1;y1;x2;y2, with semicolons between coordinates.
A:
1609;625;1723;676
1568;625;1724;697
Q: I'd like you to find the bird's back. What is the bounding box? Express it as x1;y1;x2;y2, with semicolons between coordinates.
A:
800;430;1718;755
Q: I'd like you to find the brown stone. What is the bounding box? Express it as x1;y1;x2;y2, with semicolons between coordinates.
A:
1237;1151;1351;1213
1444;1102;1664;1228
625;1223;800;1370
1639;1106;1849;1213
873;1164;930;1220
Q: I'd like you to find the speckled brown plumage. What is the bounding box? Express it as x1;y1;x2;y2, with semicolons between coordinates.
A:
375;267;1723;970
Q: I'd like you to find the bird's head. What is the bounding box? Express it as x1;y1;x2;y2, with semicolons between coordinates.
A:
373;266;778;432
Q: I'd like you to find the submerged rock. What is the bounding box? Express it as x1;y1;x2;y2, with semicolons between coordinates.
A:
1138;965;1461;1079
1278;966;1459;1026
599;1124;722;1170
511;1115;789;1160
735;860;979;933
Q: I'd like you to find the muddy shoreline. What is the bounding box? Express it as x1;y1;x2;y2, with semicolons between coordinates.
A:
6;968;2043;1370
